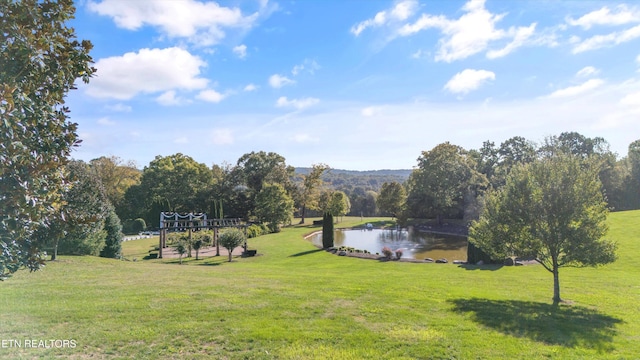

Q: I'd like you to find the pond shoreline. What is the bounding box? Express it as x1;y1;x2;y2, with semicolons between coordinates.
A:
305;226;469;264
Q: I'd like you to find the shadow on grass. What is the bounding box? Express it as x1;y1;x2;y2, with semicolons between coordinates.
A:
449;298;622;352
289;249;325;257
458;264;504;271
164;257;224;266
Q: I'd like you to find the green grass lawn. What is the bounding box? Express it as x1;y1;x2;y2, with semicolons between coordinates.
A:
1;213;639;359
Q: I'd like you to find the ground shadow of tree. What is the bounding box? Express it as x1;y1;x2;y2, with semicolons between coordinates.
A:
449;298;622;352
289;249;325;257
458;264;504;271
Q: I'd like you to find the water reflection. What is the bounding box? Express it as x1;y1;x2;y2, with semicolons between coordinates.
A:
309;227;467;261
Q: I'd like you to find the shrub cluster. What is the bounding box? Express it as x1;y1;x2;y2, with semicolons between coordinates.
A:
246;223;269;238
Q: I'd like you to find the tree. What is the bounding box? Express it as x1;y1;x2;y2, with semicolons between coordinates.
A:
172;240;188;265
539;132;608;159
55;161;110;257
377;182;406;217
192;236;205;261
322;212;334;248
624;139;640;209
100;208;123;259
325;191;351;222
491;136;538;188
218;229;246;262
89;156;140;215
0;0;95;280
469;141;499;186
296;163;329;223
236;151;293;194
136;153;214;226
348;187;377;217
233;151;295;219
254;183;295;233
406;142;487;224
469;155;617;304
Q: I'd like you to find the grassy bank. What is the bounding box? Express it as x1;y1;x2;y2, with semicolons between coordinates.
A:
1;213;639;359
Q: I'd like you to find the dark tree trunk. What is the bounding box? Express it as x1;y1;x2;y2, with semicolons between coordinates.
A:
300;204;307;224
552;258;561;305
215;229;220;256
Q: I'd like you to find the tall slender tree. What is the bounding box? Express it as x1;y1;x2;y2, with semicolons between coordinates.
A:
297;164;329;224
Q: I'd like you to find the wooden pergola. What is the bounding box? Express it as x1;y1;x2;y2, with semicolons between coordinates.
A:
158;212;247;259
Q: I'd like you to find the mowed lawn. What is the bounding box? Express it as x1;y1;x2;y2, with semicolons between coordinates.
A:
1;212;639;359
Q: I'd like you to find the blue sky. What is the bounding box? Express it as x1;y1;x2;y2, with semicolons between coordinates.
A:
67;0;640;170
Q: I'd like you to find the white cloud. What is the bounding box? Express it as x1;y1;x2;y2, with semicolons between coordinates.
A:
576;66;599;78
86;47;208;100
197;89;226;103
275;96;319;110
351;0;418;36
291;59;320;76
567;5;640;29
398;0;528;62
233;44;247;59
573;24;640;53
88;0;259;46
244;83;258;91
211;128;234;145
486;23;536;59
620;91;640;106
547;79;604;98
444;69;495;94
361;106;382;117
637;54;640;65
156;90;189;106
97;117;116;126
269;74;296;88
411;49;427;59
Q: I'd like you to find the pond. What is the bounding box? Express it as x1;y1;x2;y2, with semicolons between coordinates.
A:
308;227;467;261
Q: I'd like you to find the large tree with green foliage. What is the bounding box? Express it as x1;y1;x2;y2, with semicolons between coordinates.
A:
406;142;487;223
89;156;140;216
135;153;213;226
377;181;406;217
322;190;351;221
233;151;295;219
254;183;294;233
0;0;95;279
469;155;617;304
296;163;329;224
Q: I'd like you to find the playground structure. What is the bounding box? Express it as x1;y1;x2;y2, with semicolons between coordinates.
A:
158;212;248;259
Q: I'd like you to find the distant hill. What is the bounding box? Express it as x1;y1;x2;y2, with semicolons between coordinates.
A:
294;167;412;191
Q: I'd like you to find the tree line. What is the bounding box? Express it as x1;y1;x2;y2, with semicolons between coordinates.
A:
85;132;638;238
